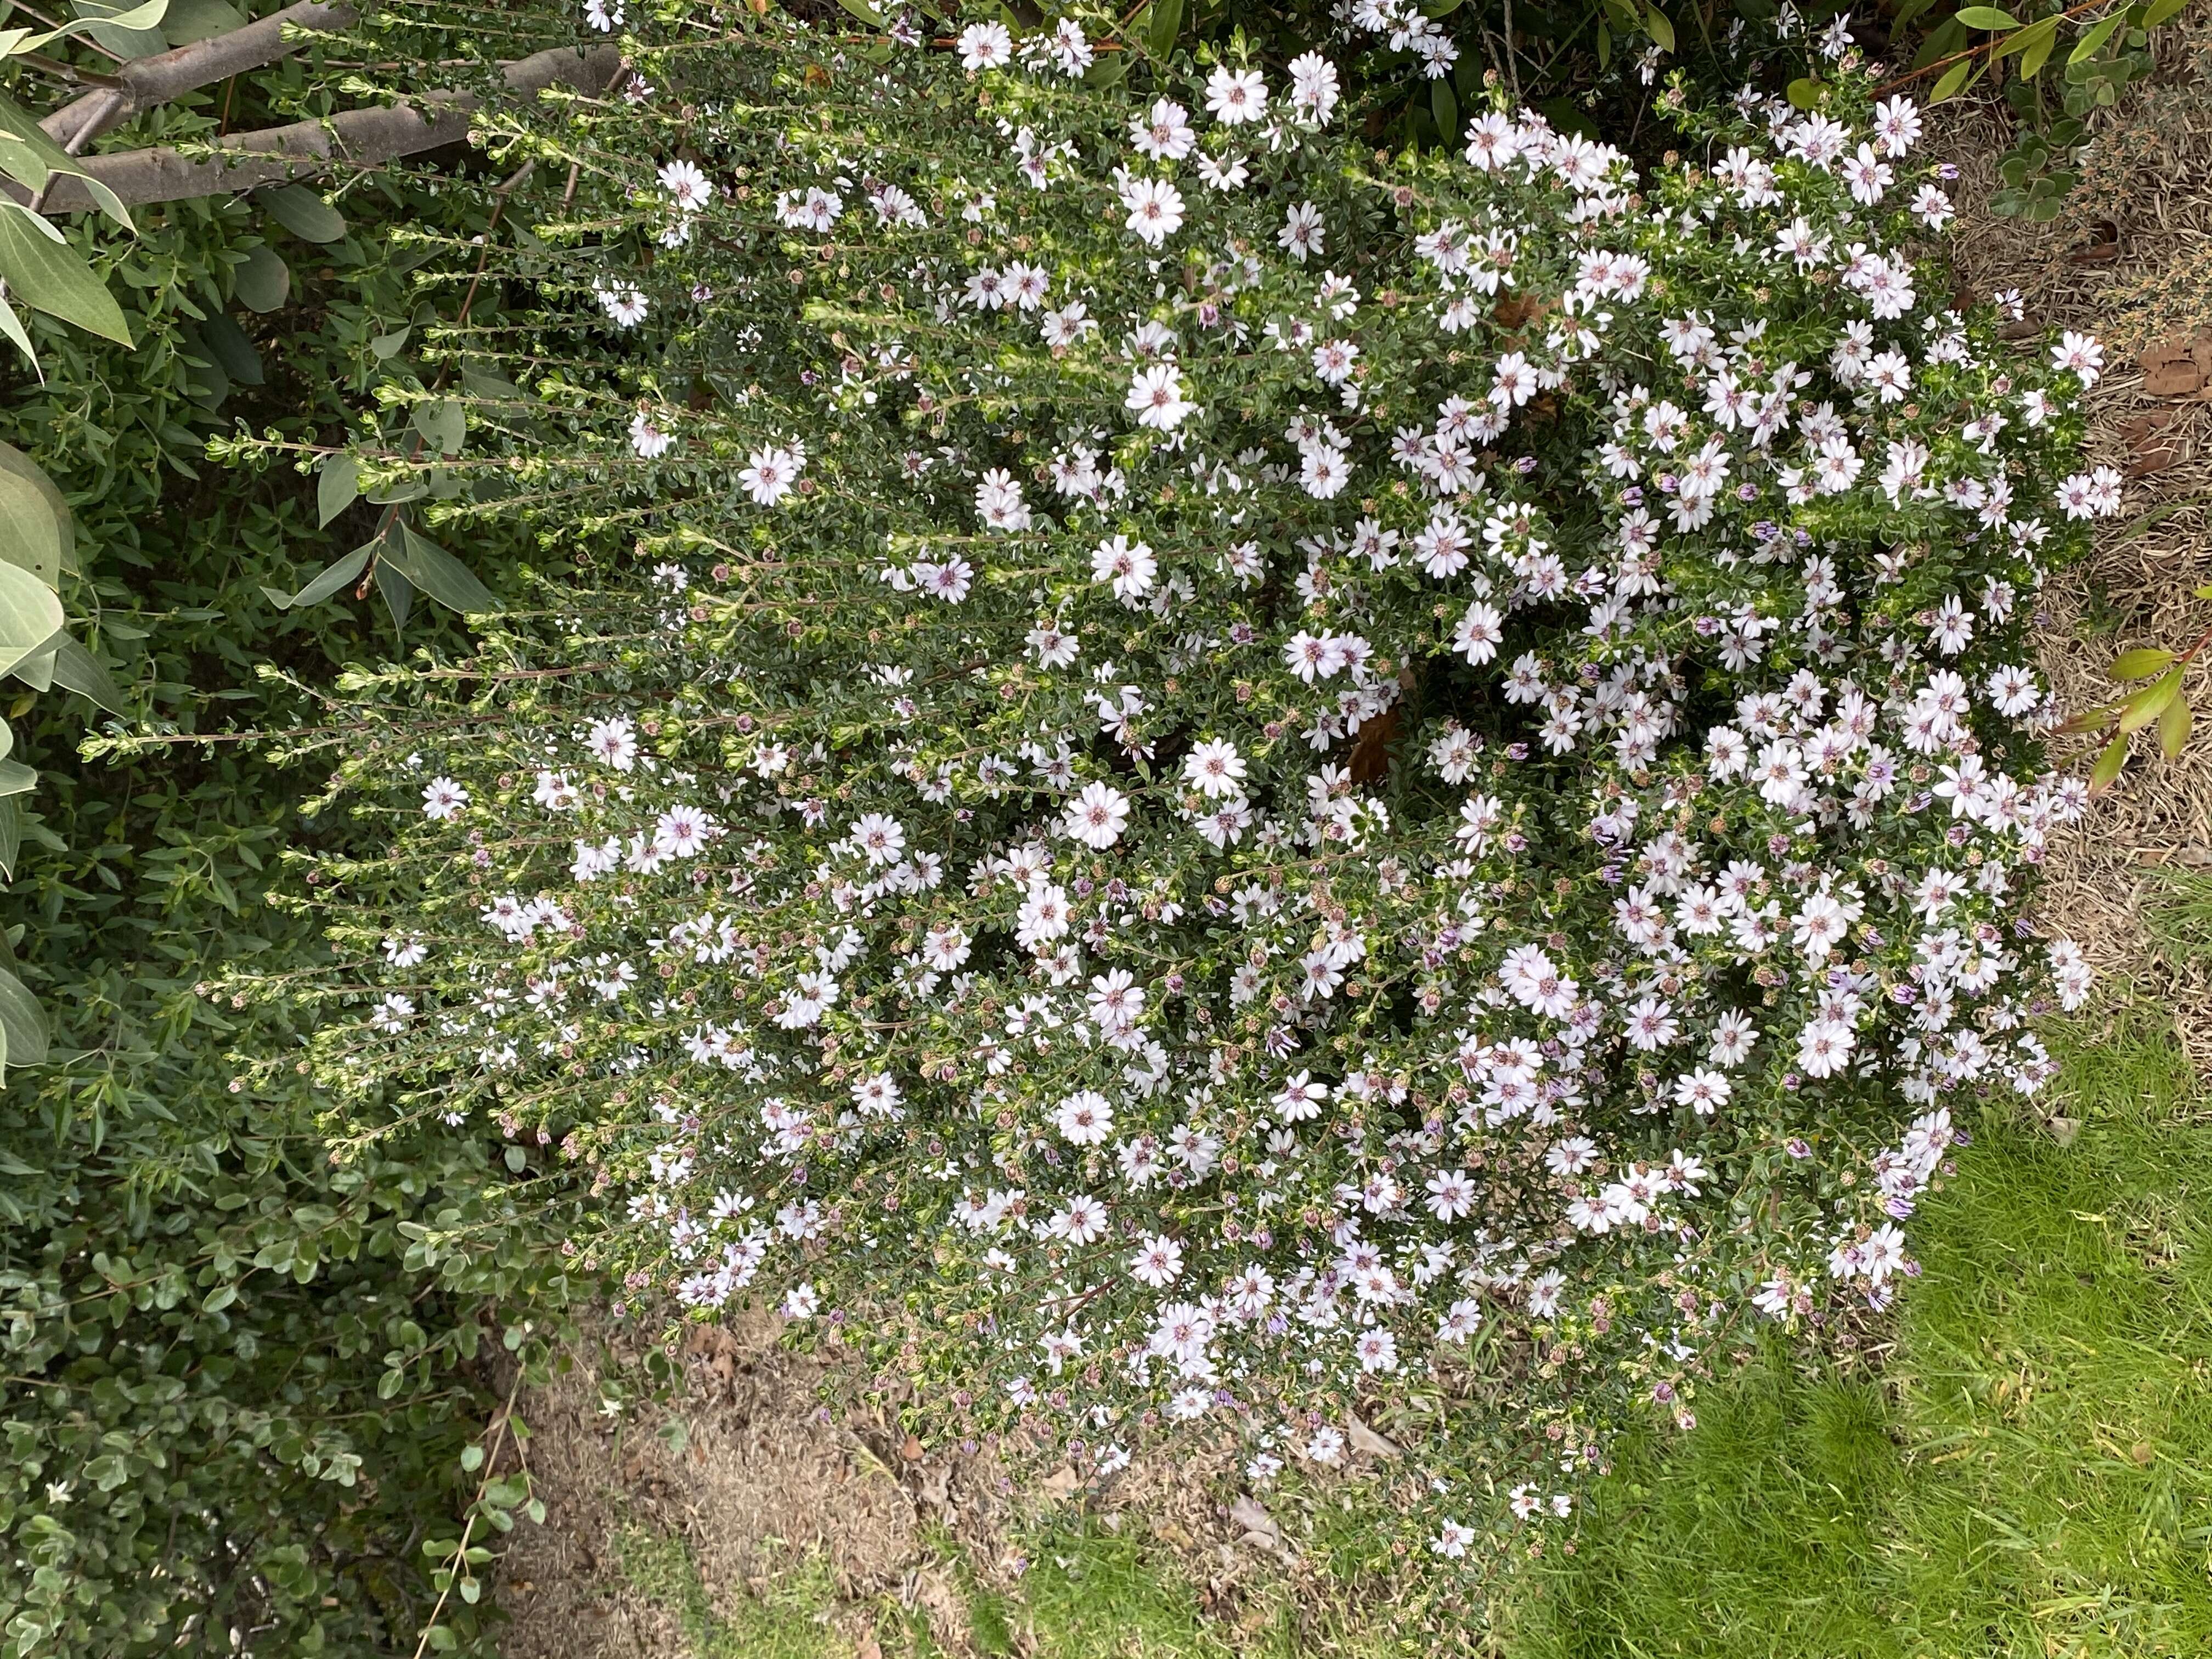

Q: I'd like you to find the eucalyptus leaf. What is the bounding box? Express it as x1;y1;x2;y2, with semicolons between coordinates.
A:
376;557;414;630
262;543;373;611
0;562;64;679
51;635;129;715
10;637;52;690
200;312;264;386
0;966;49;1066
234;245;290;314
318;455;360;527
0;794;22;881
0;450;66;588
159;0;243;41
0;208;133;345
70;0;168;58
383;525;502;616
259;184;347;245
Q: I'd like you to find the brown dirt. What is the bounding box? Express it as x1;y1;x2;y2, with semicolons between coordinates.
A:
1942;15;2212;1070
493;1309;921;1658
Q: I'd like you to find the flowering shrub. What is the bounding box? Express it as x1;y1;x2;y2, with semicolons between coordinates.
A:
280;5;2118;1551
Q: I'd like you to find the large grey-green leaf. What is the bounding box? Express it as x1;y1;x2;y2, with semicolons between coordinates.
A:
0;562;62;678
0;207;133;345
10;639;53;690
0;760;37;797
71;0;168;57
259;183;346;244
0;96;132;229
0;967;49;1067
0;444;71;578
375;557;413;629
234;244;290;313
199;312;264;386
0;795;22;881
52;635;128;714
318;454;359;526
0;450;66;587
262;542;373;611
410;399;464;456
384;524;501;615
160;0;242;43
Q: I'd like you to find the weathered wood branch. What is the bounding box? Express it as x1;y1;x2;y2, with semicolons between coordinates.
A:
27;43;620;212
40;1;360;151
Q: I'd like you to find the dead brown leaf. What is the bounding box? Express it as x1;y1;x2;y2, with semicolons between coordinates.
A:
2140;332;2210;397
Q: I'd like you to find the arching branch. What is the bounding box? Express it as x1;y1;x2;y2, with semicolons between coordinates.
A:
24;43;622;212
40;1;361;152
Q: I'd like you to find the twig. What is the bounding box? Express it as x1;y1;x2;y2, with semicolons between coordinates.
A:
410;1369;527;1659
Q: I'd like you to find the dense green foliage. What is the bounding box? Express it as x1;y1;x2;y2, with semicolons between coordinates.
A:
0;27;585;1651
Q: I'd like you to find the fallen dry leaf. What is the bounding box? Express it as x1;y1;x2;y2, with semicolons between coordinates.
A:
2140;333;2211;398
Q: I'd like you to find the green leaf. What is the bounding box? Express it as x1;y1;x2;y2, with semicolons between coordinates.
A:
318;455;360;526
1955;6;2023;29
1995;13;2058;60
176;321;229;408
262;544;371;611
1430;76;1458;143
0;207;132;345
199;311;263;386
50;635;127;714
461;361;521;403
1931;57;1977;100
0;795;23;881
2070;12;2126;61
833;0;884;22
2090;730;2129;790
0;290;38;374
376;557;413;630
460;1444;485;1472
411;399;465;457
258;183;346;244
10;639;51;689
0;442;69;586
0;760;38;798
69;0;168;58
383;525;502;616
2118;668;2184;733
160;0;242;41
1596;17;1613;67
1644;3;1675;52
2144;0;2188;26
1147;0;1183;58
2159;687;2193;759
0;97;132;229
2016;15;2059;75
1786;77;1822;110
2109;647;2176;680
234;245;289;313
369;326;411;359
201;1282;238;1313
0;561;63;679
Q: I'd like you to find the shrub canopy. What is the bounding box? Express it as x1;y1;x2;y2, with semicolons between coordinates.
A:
285;5;2114;1547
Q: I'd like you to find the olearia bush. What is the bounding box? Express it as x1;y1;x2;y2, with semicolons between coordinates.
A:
262;1;2126;1562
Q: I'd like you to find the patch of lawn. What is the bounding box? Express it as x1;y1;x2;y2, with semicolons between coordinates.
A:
612;1525;845;1658
1517;1009;2212;1659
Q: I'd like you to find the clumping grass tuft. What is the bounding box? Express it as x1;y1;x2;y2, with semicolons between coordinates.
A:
1519;1008;2212;1659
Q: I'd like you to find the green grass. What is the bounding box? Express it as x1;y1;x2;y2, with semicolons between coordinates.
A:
613;1526;849;1658
1518;1008;2212;1659
599;1012;2212;1659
